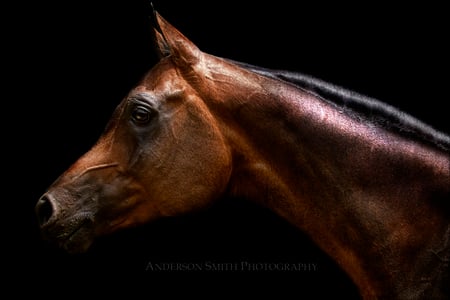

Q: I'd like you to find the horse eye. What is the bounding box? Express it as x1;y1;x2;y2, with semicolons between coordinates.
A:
131;106;152;124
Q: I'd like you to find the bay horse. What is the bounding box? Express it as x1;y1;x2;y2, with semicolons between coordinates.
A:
35;10;449;299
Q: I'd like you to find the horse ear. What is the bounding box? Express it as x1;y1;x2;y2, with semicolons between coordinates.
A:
153;27;171;58
151;11;200;65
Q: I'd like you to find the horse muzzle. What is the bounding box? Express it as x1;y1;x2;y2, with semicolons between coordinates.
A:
36;192;96;254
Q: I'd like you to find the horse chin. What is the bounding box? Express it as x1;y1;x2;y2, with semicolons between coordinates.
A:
42;214;96;254
60;224;95;254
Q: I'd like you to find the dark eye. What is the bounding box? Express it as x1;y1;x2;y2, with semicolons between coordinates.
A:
131;106;152;124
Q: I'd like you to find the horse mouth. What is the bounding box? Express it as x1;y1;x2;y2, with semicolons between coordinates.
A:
59;220;91;253
45;215;95;254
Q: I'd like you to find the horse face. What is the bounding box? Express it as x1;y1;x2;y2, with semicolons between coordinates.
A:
35;14;233;253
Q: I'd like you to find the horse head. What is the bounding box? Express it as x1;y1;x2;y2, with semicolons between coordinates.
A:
35;12;233;253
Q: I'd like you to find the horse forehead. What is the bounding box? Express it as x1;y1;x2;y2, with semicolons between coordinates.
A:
137;60;183;87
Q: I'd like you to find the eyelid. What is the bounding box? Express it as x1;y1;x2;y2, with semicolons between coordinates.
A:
129;98;151;106
128;93;158;108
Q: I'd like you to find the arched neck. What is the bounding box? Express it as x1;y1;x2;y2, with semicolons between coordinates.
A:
210;72;450;298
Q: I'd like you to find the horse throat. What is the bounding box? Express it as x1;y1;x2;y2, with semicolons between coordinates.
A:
217;77;450;299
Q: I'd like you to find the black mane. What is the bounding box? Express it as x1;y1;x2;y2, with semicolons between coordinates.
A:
228;59;450;152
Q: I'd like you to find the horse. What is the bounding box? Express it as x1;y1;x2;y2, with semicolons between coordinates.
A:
35;9;450;299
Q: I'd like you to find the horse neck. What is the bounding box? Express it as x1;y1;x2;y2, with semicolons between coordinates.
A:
204;67;450;299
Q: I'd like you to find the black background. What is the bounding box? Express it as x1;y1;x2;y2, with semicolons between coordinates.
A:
8;0;448;297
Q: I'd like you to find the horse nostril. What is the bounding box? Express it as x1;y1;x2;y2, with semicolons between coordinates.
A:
36;194;55;226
